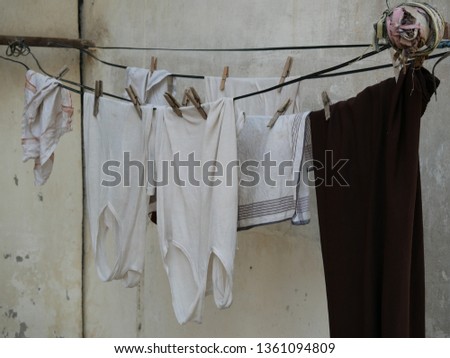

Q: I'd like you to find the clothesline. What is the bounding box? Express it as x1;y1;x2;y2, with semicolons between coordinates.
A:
1;43;449;103
87;44;375;51
0;35;382;52
2;44;382;100
2;34;449;52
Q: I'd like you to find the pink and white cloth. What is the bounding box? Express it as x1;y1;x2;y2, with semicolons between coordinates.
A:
22;70;73;185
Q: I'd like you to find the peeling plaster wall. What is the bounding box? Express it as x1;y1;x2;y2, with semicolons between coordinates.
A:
0;0;82;337
81;0;450;337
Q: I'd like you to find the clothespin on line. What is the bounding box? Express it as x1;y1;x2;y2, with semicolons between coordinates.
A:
56;65;69;80
322;91;331;121
267;98;292;128
164;92;183;117
93;80;103;117
150;56;157;75
444;22;449;39
185;87;207;119
220;66;229;91
278;56;293;93
126;85;143;119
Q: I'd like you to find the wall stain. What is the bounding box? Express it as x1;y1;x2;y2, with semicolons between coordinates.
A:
38;193;44;202
13;175;19;186
3;254;11;259
7;309;18;319
16;256;23;263
66;289;70;301
14;322;28;338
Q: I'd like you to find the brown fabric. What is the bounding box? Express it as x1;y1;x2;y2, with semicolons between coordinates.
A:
310;67;439;338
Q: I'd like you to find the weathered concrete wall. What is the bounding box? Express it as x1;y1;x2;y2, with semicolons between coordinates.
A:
1;0;448;338
0;0;82;337
82;0;450;337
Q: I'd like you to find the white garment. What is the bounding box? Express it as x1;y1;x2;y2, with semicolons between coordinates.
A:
204;76;301;116
83;93;152;288
22;70;73;186
124;67;174;105
151;97;239;324
124;67;175;216
237;112;311;229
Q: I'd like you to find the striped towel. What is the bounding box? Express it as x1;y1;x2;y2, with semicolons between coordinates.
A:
237;111;311;229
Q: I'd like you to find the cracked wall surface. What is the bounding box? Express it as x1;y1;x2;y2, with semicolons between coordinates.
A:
0;0;82;338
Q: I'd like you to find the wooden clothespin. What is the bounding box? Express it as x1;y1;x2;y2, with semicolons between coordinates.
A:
267;98;291;128
186;87;207;119
56;65;69;79
220;66;229;91
278;56;293;93
93;80;103;117
164;92;183;117
126;85;143;119
321;91;331;121
150;56;158;75
444;22;449;39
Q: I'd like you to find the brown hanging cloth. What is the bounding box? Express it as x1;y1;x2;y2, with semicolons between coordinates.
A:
309;66;439;337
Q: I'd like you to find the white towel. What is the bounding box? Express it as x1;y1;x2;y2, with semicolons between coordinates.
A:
83;93;152;288
22;70;73;186
152;98;240;324
124;67;174;105
237;111;311;229
204;76;301;116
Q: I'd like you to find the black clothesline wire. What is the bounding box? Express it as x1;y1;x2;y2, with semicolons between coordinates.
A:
89;44;373;51
235;46;389;100
40;42;450;101
57;51;450;102
2;42;448;102
2;41;380;99
15;43;391;100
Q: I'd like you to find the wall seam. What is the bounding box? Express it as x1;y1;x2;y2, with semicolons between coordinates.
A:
77;0;86;339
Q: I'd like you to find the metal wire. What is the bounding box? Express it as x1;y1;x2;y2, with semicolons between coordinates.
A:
2;42;447;102
90;44;373;52
0;55;30;70
234;46;389;101
5;40;30;57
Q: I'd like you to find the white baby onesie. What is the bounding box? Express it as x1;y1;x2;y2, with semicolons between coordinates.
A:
124;67;174;105
22;70;73;185
124;67;175;217
84;93;152;288
151;97;239;324
237;112;311;229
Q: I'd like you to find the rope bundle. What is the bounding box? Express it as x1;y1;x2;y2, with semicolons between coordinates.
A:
374;2;445;65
